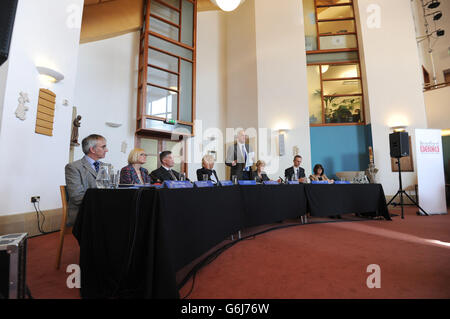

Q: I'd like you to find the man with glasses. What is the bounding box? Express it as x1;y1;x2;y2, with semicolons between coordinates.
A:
119;148;151;184
65;134;109;226
225;129;254;181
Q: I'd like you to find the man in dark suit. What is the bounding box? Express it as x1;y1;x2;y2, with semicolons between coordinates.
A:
225;129;253;180
150;151;183;183
65;134;109;226
197;154;219;183
284;155;307;183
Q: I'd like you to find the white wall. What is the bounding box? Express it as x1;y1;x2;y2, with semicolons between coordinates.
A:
356;0;428;195
73;32;139;171
0;0;83;216
254;0;312;178
424;86;450;129
187;11;228;180
225;0;259;130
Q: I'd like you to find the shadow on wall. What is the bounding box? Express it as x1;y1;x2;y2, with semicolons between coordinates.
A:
321;157;335;179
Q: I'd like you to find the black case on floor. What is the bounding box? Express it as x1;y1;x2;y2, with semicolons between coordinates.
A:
0;233;27;299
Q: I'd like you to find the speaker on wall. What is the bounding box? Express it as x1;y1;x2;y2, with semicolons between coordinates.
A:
389;132;410;158
0;0;19;67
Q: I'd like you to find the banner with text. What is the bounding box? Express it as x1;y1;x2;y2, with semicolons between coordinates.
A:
415;129;447;215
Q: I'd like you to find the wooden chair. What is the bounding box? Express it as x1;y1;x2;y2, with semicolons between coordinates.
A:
55;185;71;269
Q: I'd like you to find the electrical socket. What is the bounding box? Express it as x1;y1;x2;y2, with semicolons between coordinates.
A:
31;196;40;203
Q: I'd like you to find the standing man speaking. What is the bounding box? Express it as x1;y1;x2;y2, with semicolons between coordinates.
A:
226;129;254;181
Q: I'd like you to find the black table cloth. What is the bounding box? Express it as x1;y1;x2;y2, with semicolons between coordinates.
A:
73;183;389;299
305;184;390;219
240;184;307;227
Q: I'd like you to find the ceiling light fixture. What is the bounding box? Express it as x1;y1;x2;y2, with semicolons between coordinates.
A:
211;0;245;12
426;0;440;9
425;11;442;20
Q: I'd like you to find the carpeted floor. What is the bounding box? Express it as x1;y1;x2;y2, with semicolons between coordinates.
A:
25;207;450;299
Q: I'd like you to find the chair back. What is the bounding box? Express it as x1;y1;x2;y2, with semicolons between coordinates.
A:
59;185;68;225
56;185;69;269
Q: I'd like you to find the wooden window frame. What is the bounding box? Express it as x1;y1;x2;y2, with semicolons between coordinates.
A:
136;135;188;174
306;0;366;127
137;0;197;138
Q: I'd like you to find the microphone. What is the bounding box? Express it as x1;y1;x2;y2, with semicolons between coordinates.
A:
279;176;285;183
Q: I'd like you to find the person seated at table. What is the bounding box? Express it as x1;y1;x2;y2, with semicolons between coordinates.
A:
252;160;270;183
309;164;334;183
65;134;109;226
284;155;307;183
150;150;185;183
120;148;151;185
196;154;219;184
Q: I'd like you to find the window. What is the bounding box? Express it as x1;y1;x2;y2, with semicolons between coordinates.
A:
303;0;365;126
138;137;187;174
137;0;196;137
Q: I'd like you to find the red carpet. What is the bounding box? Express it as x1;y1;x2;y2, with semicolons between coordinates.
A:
26;207;450;299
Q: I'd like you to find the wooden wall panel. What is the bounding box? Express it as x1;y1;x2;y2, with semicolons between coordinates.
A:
35;89;56;136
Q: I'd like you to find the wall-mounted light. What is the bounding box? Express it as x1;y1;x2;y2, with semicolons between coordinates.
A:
36;66;64;83
278;129;289;156
105;122;122;128
442;129;450;136
391;126;407;133
211;0;245;12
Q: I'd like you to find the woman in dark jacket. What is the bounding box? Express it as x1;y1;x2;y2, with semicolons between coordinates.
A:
253;160;270;183
120;148;151;184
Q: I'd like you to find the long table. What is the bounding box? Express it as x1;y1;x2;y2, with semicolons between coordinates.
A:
72;183;390;299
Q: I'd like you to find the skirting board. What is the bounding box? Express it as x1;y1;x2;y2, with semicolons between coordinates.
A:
0;208;62;237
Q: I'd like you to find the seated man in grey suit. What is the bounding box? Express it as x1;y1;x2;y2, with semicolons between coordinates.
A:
284;155;307;183
225;129;254;180
65;134;109;226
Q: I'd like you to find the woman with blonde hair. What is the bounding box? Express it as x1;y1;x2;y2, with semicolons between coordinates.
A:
119;148;151;184
196;154;219;183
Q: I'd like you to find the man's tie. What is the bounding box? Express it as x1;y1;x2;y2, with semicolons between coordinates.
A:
242;145;249;171
169;169;178;181
94;161;100;173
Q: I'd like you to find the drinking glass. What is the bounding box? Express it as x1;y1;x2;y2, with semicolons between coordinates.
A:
110;170;120;189
202;174;209;181
232;175;238;185
180;173;186;181
96;166;110;189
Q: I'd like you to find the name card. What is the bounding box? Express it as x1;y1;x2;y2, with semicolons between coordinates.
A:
287;181;299;185
334;181;351;184
263;181;279;185
311;181;329;184
164;181;193;188
219;180;234;186
194;181;214;188
238;180;256;185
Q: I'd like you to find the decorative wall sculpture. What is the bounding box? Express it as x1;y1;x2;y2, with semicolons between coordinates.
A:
15;91;30;121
